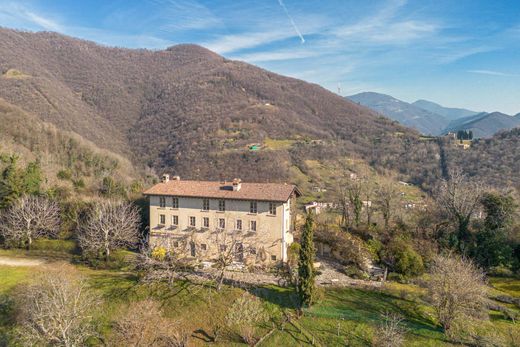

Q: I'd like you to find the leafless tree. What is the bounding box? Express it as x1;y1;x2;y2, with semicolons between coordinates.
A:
226;292;269;345
78;200;140;260
338;183;351;228
436;168;484;252
0;195;60;249
372;312;406;347
111;299;188;347
375;179;400;231
363;177;376;226
427;254;488;335
14;264;98;347
203;227;262;291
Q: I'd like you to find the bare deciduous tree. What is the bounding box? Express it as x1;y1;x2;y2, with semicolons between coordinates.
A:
427;254;487;335
14;264;97;347
436;168;484;252
111;300;188;347
226;292;269;345
375;178;400;231
203;228;261;291
372;312;406;347
78;200;140;260
0;195;60;249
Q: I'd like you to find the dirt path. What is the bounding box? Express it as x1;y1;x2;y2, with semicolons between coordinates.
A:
0;256;44;267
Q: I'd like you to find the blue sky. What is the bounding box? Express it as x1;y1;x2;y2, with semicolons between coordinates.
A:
1;0;519;114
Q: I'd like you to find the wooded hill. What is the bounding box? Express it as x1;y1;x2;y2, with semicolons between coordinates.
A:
0;28;518;192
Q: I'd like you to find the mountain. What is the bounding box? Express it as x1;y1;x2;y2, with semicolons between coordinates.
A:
445;112;520;138
347;92;449;135
412;99;478;120
0;28;444;190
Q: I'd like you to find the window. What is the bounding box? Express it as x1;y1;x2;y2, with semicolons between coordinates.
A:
219;218;225;229
236;219;242;230
159;197;166;208
271;255;277;261
220;244;227;252
172;197;179;208
201;244;207;251
218;199;225;211
203;217;209;228
189;216;196;227
173;241;179;247
269;202;277;215
250;220;257;232
172;215;178;225
202;198;210;211
159;214;165;225
250;201;257;214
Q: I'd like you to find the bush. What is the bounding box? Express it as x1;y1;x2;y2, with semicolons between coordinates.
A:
367;239;383;263
151;247;167;261
344;265;369;280
31;239;77;254
383;239;424;278
372;312;406;347
226;292;269;344
56;169;72;180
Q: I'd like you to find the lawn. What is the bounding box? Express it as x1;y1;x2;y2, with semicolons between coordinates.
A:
0;254;518;346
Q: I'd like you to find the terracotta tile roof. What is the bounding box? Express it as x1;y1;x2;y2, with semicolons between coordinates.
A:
143;180;301;202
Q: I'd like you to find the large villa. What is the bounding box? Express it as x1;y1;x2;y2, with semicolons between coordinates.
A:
143;176;301;264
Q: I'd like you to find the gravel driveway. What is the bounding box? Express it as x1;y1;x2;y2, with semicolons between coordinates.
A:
0;256;44;267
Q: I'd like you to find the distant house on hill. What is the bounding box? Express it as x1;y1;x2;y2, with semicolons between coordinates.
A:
143;176;301;264
304;201;338;214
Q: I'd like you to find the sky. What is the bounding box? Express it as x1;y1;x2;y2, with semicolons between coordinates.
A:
1;0;520;114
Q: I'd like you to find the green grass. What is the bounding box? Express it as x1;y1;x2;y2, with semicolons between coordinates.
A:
490;277;520;297
263;138;296;150
0;253;518;346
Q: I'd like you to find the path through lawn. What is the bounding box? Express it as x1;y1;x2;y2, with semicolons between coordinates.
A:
0;256;44;267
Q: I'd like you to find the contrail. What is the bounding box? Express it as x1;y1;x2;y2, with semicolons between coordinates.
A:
277;0;305;44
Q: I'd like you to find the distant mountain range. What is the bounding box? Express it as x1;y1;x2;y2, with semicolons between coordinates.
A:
412;99;478;121
347;92;449;135
444;112;520;138
347;92;520;137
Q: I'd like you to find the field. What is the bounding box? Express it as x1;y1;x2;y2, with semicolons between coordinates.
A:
0;249;518;346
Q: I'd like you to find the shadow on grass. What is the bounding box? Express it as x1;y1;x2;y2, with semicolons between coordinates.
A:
0;292;16;347
250;285;299;309
306;287;447;343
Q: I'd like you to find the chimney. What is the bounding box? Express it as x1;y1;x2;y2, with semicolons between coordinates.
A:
172;175;180;181
232;178;242;191
162;174;170;183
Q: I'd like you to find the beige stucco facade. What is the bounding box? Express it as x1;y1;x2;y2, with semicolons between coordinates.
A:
148;195;295;264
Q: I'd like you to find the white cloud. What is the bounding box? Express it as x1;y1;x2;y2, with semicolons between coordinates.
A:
203;30;297;54
468;69;518;77
0;2;63;31
435;46;496;64
229;50;319;62
333;1;439;45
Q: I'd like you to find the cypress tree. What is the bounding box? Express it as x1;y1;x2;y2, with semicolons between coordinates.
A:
0;155;24;208
297;213;316;308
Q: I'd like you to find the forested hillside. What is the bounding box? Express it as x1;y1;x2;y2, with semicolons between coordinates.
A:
0;98;147;198
445;128;520;188
0;28;443;188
